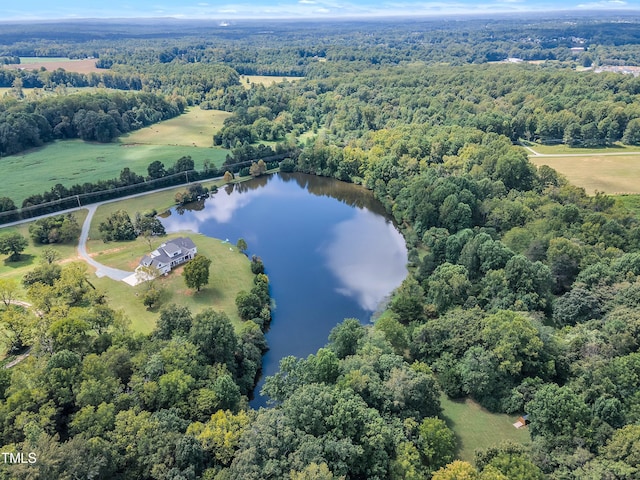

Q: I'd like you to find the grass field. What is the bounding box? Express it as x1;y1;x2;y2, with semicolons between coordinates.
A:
529;155;640;194
88;232;253;333
0;209;88;290
617;194;640;217
18;57;72;63
240;74;304;89
523;141;636;155
4;57;101;74
0;214;253;334
86;178;224;240
2;140;230;204
122;108;231;147
440;395;531;463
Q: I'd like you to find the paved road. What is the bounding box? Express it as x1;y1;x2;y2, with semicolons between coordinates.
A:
77;205;132;281
0;176;220;230
0;176;220;282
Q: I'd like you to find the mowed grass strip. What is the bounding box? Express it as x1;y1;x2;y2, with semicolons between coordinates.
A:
122;108;231;147
1;140;230;204
440;395;531;463
529;155;640;194
88;232;254;333
524;141;637;155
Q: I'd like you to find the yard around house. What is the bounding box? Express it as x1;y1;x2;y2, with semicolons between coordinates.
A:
88;232;254;333
440;395;531;463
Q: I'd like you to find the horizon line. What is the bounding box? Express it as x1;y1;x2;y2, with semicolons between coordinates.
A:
1;7;639;23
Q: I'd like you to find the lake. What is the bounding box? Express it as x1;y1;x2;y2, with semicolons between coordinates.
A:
160;173;408;407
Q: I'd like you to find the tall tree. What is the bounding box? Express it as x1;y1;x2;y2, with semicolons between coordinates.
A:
182;254;211;292
0;232;28;261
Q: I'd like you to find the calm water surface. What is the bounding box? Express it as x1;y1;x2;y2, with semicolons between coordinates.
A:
161;173;408;407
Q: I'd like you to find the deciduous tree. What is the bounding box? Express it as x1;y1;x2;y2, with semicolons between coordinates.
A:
0;232;28;261
182;254;211;292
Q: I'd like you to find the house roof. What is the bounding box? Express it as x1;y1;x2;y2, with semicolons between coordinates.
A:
171;237;197;250
138;237;197;268
162;242;181;257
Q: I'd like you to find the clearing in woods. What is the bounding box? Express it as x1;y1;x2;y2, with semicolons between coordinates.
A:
4;57;102;74
529;154;640;194
122;108;231;147
240;74;304;89
440;395;531;463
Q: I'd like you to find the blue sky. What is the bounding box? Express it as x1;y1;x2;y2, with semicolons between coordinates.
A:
1;0;637;20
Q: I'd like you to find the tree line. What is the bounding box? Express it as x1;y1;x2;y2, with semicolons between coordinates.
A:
0;90;186;156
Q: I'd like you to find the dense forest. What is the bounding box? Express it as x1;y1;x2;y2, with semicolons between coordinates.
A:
2;13;640;480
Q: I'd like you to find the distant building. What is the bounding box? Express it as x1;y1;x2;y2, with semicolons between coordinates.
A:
137;237;197;275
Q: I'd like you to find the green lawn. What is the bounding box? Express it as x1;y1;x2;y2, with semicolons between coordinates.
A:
121;108;231;147
19;57;71;63
88;232;254;333
2;140;230;204
0;210;88;290
617;194;640;218
440;395;531;463
87;178;225;241
523;141;637;155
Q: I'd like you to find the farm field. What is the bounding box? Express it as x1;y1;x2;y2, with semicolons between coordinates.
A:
88;232;253;333
523;141;636;155
440;395;531;463
529;154;640;194
1;140;230;204
3;57;101;74
240;74;304;89
122;108;231;147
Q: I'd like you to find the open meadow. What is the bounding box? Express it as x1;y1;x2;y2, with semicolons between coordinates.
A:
121;108;231;147
523;141;637;155
240;74;304;89
1;107;231;204
529;154;640;194
3;57;101;74
440;395;531;462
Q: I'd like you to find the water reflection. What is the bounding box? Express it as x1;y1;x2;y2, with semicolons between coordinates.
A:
323;209;408;311
160;173;408;407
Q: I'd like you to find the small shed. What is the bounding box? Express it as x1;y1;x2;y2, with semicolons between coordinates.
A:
513;414;530;429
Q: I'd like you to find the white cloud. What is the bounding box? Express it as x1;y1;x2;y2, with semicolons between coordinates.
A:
577;0;627;6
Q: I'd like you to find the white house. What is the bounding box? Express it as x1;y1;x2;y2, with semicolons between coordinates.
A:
137;237;197;275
